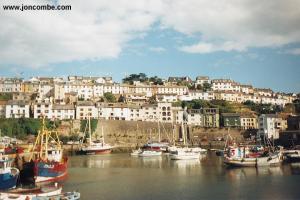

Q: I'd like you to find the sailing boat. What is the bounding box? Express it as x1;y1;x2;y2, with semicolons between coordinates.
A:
170;121;200;160
143;121;169;152
77;118;112;155
25;118;68;183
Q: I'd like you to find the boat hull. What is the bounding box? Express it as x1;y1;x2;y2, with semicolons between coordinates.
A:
34;160;68;183
0;168;19;190
138;151;162;157
224;154;282;167
76;148;111;155
0;186;62;200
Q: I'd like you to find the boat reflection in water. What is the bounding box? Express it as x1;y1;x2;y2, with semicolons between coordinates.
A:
139;156;163;168
226;166;287;181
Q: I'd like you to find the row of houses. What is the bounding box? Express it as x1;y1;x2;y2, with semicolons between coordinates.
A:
221;113;290;139
0;100;220;128
0;76;297;106
2;98;298;140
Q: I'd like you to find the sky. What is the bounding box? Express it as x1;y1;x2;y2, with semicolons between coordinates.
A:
0;0;300;93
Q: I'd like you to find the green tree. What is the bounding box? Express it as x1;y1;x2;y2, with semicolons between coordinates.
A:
149;76;163;85
80;119;98;134
122;73;148;84
203;83;212;92
172;100;182;107
0;93;12;100
103;92;116;103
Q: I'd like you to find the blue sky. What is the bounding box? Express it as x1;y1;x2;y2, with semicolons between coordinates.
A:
1;0;300;93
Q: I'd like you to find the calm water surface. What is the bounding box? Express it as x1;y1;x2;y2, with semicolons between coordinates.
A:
62;152;300;200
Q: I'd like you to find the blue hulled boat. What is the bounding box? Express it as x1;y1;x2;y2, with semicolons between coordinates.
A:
0;157;19;190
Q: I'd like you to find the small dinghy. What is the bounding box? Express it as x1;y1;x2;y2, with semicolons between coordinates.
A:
0;185;62;200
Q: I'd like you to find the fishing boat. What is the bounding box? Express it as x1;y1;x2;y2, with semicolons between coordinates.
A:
0;184;62;200
223;146;282;167
76;118;112;155
138;150;162;157
24;118;68;183
0;156;19;190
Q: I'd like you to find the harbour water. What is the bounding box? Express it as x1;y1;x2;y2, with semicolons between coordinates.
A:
63;152;300;200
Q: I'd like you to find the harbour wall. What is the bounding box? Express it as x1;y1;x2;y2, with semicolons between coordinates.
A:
65;120;245;152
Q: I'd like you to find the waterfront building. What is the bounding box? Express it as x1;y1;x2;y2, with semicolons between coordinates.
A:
5;100;30;118
221;113;241;128
203;108;219;128
186;109;203;126
258;114;285;139
76;101;98;119
240;113;258;130
33;102;53;119
52;104;75;120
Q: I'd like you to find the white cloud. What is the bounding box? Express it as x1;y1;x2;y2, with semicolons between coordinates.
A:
179;41;246;53
0;0;163;67
149;47;166;53
0;0;300;68
161;0;300;53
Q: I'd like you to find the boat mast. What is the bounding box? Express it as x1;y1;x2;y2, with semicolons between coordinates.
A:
182;121;186;147
44;118;48;159
158;120;161;143
172;124;176;146
102;126;104;143
88;116;92;145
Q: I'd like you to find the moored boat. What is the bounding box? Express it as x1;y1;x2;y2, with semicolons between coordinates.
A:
170;149;200;160
76;118;112;155
138;150;162;157
23;118;68;183
0;185;62;200
130;148;142;156
223;146;282;167
32;191;80;200
0;157;19;190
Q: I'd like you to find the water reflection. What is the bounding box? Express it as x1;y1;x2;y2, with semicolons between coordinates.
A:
64;153;300;200
139;157;163;168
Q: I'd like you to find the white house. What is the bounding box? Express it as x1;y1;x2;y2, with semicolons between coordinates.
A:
52;104;75;120
76;101;98;119
258;114;285;139
5;100;30;118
